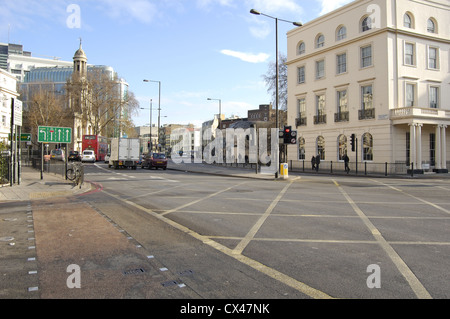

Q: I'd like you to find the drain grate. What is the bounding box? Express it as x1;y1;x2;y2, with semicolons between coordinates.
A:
178;269;194;277
123;268;146;275
161;280;179;287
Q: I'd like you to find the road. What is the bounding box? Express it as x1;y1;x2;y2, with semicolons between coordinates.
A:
1;162;449;301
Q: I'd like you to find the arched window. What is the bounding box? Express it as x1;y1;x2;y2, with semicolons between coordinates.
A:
338;135;347;161
317;136;325;160
427;18;437;33
361;16;372;32
362;133;373;161
336;26;347;41
403;13;413;28
298;42;305;55
299;137;305;160
316;34;325;48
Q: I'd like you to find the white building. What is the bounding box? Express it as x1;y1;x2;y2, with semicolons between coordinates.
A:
286;0;450;173
1;43;73;82
0;68;20;144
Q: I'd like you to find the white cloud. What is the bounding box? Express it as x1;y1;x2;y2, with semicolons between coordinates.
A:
246;0;303;16
99;0;158;24
220;50;270;63
317;0;353;16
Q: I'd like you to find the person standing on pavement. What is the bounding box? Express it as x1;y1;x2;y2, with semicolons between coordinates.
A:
315;155;321;172
344;154;350;174
311;156;316;171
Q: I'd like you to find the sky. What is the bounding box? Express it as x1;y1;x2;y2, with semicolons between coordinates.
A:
0;0;353;128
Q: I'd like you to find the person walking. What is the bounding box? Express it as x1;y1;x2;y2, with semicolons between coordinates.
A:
344;154;350;174
315;155;321;172
311;156;316;171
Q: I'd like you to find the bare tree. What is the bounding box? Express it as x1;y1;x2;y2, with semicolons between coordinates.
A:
22;82;73;137
262;53;288;111
66;69;139;137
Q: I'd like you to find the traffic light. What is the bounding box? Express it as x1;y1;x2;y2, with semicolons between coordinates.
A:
350;134;356;152
283;126;298;145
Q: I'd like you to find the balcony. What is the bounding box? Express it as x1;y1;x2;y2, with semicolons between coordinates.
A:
359;108;375;120
295;117;307;127
334;111;349;122
390;107;450;122
314;114;327;125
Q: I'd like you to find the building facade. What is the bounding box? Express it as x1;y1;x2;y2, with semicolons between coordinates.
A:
0;69;20;144
286;0;450;173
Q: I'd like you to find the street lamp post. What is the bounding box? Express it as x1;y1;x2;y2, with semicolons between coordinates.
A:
250;9;302;178
207;98;222;128
143;79;162;147
140;99;153;151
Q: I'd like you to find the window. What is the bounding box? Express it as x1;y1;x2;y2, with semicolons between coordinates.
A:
298;42;305;55
337;53;347;74
361;45;372;68
337;90;348;115
338;135;347;161
404;13;412;28
362;16;372;32
427;18;436;33
406;83;416;107
362;133;373;161
316;34;325;48
317;136;325;160
337;26;346;41
298;98;306;118
428;47;439;69
316;94;325;116
314;94;326;124
429;86;439;108
430;133;436;166
404;43;415;66
299;138;305;160
316;60;325;79
297;66;305;84
361;85;373;110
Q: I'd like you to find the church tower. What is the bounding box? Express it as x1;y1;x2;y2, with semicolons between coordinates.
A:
73;39;87;77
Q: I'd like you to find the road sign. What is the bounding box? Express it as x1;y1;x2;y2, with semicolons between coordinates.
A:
38;126;72;144
14;99;23;126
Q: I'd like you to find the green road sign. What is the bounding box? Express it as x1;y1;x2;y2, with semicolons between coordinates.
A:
38;126;72;144
8;133;31;142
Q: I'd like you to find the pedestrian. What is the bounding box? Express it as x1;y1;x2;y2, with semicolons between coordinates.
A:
344;154;350;174
315;155;321;172
311;156;316;171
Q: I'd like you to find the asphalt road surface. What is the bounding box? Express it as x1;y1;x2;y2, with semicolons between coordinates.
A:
1;162;449;303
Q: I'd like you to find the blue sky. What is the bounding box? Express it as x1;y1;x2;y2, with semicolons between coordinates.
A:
0;0;352;128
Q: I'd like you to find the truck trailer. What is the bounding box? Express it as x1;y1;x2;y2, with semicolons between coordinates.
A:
109;138;140;170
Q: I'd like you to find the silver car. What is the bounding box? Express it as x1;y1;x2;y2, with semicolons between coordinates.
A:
81;150;96;163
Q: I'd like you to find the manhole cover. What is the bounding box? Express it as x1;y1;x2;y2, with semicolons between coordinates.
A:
123;268;146;275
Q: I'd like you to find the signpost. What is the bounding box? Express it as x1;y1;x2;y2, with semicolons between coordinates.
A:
38;126;72;144
38;126;72;180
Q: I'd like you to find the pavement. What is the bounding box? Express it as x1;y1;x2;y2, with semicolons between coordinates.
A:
0;166;93;203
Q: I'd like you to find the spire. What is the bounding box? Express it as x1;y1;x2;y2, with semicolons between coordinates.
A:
73;39;87;76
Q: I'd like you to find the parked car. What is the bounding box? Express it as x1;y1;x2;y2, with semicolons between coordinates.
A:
68;151;81;162
50;149;65;161
141;153;167;170
81;150;96;163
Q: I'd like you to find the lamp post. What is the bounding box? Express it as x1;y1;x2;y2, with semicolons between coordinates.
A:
250;9;302;178
140;99;153;151
143;79;162;147
207;98;222;128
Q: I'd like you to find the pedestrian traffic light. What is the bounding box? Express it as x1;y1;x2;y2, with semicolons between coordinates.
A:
350;134;356;152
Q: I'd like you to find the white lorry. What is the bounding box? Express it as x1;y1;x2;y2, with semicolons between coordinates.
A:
109;138;140;170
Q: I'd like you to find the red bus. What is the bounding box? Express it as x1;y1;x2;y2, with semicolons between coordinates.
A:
82;135;108;161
